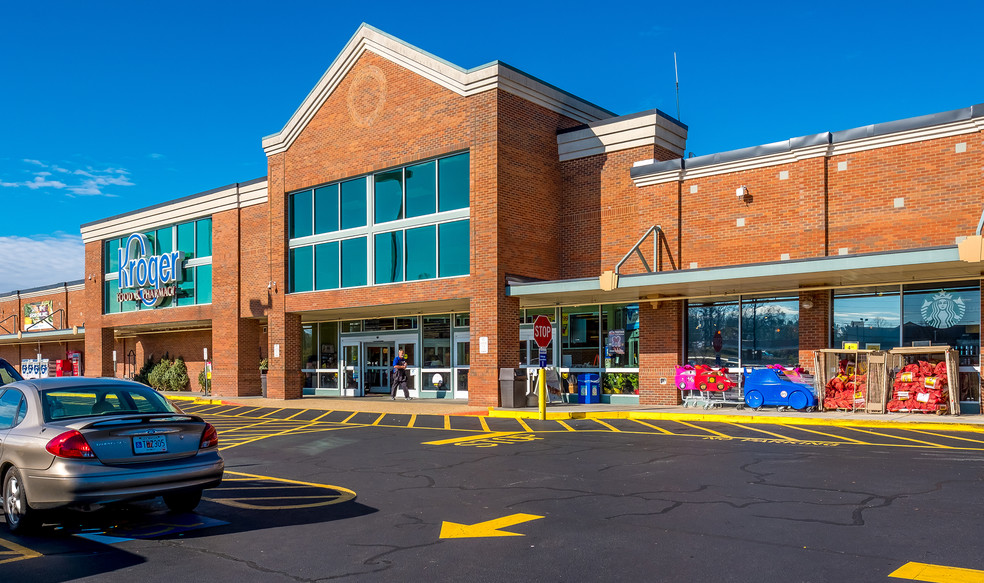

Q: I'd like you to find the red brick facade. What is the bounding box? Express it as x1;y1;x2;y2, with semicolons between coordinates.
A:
8;27;981;411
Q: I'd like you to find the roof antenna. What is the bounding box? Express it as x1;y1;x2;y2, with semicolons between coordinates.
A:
674;52;681;121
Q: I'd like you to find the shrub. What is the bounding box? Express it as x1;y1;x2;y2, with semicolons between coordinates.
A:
259;358;268;373
133;358;156;386
164;358;190;391
148;359;172;390
198;368;207;391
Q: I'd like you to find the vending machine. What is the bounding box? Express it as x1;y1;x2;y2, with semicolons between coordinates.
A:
67;350;83;376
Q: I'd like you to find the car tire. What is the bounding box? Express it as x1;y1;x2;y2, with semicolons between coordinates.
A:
163;489;203;513
3;467;39;534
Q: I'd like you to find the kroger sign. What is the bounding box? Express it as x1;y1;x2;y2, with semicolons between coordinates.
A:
117;233;184;307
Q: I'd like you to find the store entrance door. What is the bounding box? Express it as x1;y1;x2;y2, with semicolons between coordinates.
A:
363;343;394;395
340;340;362;397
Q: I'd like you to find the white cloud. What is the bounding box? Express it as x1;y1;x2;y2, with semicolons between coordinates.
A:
149;153;165;159
0;234;84;292
22;159;46;166
25;175;67;189
2;160;134;197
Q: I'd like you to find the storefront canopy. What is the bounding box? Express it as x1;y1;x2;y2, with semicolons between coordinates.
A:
507;246;983;307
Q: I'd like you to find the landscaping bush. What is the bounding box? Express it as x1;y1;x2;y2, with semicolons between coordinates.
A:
164;358;190;391
148;359;172;390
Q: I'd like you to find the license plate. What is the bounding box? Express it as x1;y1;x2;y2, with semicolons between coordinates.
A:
133;435;167;454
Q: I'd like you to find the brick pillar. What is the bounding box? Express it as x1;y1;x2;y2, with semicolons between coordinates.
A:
638;300;684;405
214;318;261;397
268;311;302;399
468;294;520;407
798;290;830;370
84;327;116;377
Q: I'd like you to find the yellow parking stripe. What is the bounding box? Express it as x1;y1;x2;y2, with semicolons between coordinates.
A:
424;432;520;445
516;418;532;432
311;411;333;422
843;427;951;448
479;416;490;432
592;419;621;432
371;413;386;426
906;429;984;445
630;419;673;434
556;420;576;432
235;407;265;417
256;408;285;419
342;412;359;424
675;420;730;438
784;425;871;444
217;418;281;434
285;410;307;420
727;423;795;440
408;414;417;428
444;416;451;430
0;536;42;565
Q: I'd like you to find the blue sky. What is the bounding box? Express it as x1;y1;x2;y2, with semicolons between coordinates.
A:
2;0;982;292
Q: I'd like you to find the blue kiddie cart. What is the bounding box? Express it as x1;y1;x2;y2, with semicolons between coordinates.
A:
742;367;817;412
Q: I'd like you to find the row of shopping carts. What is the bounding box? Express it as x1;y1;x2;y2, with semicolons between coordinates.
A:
676;365;744;409
675;365;817;410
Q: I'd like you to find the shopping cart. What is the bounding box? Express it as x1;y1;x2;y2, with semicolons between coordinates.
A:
677;365;742;409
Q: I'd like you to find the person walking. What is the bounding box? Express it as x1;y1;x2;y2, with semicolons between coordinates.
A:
391;348;412;400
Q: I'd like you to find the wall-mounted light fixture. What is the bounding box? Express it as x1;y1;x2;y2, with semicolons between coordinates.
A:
801;299;814;310
267;281;277;291
736;185;750;202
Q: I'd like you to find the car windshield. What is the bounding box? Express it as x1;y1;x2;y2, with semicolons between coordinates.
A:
42;385;181;421
0;360;23;386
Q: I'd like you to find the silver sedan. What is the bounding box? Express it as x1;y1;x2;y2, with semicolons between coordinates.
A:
1;377;224;534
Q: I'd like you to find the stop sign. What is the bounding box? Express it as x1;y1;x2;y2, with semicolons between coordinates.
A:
532;315;553;348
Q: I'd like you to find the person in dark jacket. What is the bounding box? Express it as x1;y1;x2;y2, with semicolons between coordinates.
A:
391;348;412;400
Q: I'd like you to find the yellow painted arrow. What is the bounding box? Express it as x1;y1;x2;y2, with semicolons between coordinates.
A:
440;513;544;539
890;562;984;582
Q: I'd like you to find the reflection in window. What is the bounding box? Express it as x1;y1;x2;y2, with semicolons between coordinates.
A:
196;265;212;304
438;220;469;277
902;282;980;351
340;178;367;229
341;237;367;287
315;242;339;290
438;153;469;212
290;190;313;239
406;225;436;280
688;300;740;367
562;306;600;368
315;184;339;234
741;296;799;367
423;315;451;367
602;304;639;368
405;161;436;218
374;231;403;284
374;170;403;224
833;287;900;350
290;246;314;293
196;219;212;257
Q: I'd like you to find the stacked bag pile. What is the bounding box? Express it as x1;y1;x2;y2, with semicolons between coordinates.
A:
823;362;867;411
886;361;949;413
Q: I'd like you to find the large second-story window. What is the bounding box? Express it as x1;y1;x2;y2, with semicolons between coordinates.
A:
103;217;213;313
288;152;470;293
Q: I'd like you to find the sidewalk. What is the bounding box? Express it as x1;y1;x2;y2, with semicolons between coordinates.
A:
165;391;984;432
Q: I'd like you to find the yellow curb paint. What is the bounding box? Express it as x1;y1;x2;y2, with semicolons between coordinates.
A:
889;561;984;582
424;432;521;446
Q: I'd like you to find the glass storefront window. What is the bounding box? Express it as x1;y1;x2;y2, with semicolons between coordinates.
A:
396;317;418;330
196;265;212;304
423;315;451;367
315;184;339;235
315;242;339;290
104;280;120;314
157;227;173;253
374;170;403;224
741;296;799;367
405;161;436;218
833;287;900;350
341;237;367;287
602;304;639;368
374;231;404;284
301;324;316;375
562;305;600;368
291;190;313;239
196;219;212;257
341;320;362;332
364;318;395;332
176;265;195;306
144;230;157;255
290;246;314;293
438;220;469;277
455;313;470;327
688;299;740;367
340;177;367;230
318;322;338;368
406;225;436;280
438;153;469;212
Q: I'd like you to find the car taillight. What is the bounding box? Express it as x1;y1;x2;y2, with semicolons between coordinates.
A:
200;423;218;449
46;430;96;459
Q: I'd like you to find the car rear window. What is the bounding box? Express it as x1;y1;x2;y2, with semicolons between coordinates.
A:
0;360;22;386
42;385;181;421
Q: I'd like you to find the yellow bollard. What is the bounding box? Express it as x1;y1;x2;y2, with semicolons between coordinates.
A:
538;367;546;420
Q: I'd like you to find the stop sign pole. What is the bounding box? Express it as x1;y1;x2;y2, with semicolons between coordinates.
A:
532;315;553;420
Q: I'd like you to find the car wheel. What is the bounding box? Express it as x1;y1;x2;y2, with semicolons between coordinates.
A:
3;467;38;534
163;489;203;513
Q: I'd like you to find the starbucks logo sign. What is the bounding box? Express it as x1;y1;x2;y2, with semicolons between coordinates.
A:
920;290;965;329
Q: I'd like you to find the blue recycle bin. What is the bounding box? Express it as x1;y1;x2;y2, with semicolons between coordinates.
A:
577;373;601;404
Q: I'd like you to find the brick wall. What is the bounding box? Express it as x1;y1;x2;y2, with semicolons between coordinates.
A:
638;300;683;405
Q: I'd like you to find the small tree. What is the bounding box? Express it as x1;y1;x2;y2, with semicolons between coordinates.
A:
133;358;156;386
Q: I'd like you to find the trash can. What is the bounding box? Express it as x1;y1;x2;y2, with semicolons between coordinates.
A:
499;368;528;408
577;373;601;404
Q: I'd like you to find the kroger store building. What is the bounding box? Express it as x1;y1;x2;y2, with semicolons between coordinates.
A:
0;25;981;409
